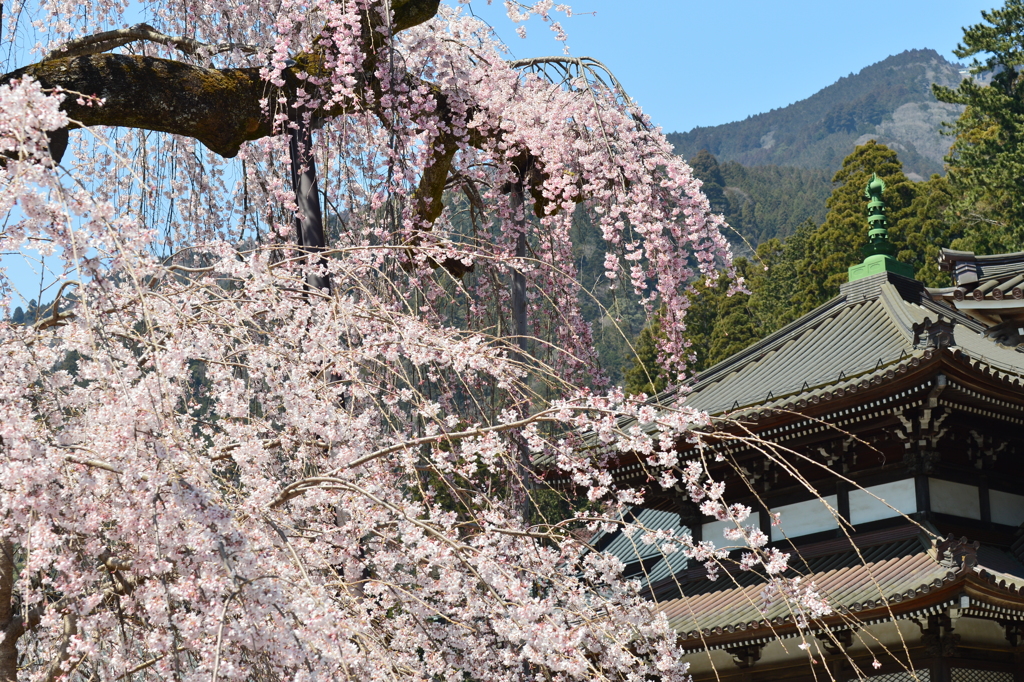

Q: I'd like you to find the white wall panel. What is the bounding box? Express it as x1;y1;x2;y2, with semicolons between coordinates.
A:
929;479;981;520
700;519;733;546
991;489;1024;526
849;479;917;525
770;495;839;541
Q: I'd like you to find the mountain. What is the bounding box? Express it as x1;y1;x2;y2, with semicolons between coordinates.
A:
667;49;967;180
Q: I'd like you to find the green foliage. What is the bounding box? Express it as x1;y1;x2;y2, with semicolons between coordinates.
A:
685;151;831;249
624;311;667;397
793;141;917;311
668;49;963;178
750;223;812;332
899;174;959;287
705;259;762;365
569;208;649;387
688;150;729;215
717;160;832;245
626;258;771;390
933;0;1024;248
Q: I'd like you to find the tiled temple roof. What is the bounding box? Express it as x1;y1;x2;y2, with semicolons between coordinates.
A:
659;271;1015;418
570;256;1024;650
539;271;1021;473
928;250;1024;326
589;507;691;587
650;525;1024;649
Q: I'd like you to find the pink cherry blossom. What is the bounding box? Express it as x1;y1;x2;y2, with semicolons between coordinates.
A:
0;1;847;679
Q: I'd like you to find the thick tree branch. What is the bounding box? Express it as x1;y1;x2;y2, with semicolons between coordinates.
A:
0;0;561;274
403;133;476;275
3;0;442;158
0;540;12;630
391;0;442;32
42;614;78;682
7;54;272;158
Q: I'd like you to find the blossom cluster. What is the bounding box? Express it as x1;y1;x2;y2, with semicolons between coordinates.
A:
0;1;839;679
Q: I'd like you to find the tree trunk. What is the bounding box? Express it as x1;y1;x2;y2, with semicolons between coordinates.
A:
510;177;532;522
0;539;20;682
287;115;330;293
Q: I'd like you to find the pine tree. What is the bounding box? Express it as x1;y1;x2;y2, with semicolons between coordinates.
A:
933;0;1024;246
625;145;957;392
705;259;761;366
748;224;812;333
688;149;729;216
24;299;39;326
900;174;960;287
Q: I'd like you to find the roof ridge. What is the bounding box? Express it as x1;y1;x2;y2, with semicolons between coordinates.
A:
939;248;1024;264
875;282;929;345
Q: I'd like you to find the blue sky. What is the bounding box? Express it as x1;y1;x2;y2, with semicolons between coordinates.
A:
469;0;999;133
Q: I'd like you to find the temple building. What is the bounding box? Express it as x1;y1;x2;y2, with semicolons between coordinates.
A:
558;176;1024;682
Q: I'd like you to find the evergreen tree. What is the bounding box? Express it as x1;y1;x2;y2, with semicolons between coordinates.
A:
24;299;39;326
688;150;729;216
718;162;831;244
900;174;960;287
748;223;813;333
682;277;733;373
794;141;916;312
624;312;668;397
933;0;1024;247
705;259;761;366
626;145;958;394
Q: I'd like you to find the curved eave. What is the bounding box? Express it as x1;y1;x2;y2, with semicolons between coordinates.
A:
674;573;966;653
541;346;1024;490
673;562;1024;654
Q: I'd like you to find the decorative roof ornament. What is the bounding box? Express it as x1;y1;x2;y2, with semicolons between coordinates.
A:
848;173;915;282
912;316;956;349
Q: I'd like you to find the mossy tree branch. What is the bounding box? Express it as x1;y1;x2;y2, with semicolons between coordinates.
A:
2;0;443;158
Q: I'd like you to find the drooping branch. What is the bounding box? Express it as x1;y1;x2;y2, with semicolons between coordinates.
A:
0;0;576;270
507;55;637;109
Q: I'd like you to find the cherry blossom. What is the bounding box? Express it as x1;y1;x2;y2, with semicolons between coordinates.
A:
0;1;835;679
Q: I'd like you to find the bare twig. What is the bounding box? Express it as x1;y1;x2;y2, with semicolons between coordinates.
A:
113;647;188;680
64;454;123;475
44;23;257;61
32;280;79;331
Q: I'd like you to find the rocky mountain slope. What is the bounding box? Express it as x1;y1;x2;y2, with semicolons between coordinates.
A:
667;49;967;180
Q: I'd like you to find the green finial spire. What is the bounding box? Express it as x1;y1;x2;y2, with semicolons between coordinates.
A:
847;173;914;282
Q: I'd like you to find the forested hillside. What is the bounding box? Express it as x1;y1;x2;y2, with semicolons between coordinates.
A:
667;49;967;179
688;151;831;247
